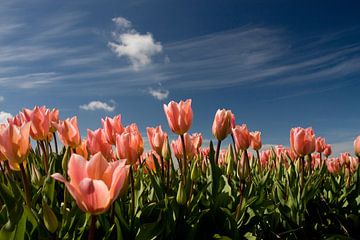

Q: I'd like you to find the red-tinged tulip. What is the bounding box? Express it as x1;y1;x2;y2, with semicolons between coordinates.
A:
87;129;115;161
163;99;193;135
327;158;341;175
350;156;359;173
24;106;52;140
231;113;236;128
289;127;315;157
218;149;227;166
141;151;161;173
311;153;321;169
260;150;271;167
76;139;89;160
101;115;124;145
323;144;332;157
146;126;168;156
56;117;81;148
354;136;360;157
171;133;197;160
232;124;251;151
0;122;31;164
192;133;202;152
250;131;262;151
7;112;26;127
315;137;326;153
49;108;59;133
51;153;129;215
116;126;144;165
339;152;350;166
212;109;233;141
201;147;210;159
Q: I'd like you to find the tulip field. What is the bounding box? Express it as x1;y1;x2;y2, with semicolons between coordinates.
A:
0;100;359;239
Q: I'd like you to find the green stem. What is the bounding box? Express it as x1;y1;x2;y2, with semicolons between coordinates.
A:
53;132;58;155
180;134;188;186
20;163;31;208
88;215;97;240
40;141;49;174
130;166;135;217
215;140;222;165
300;156;304;191
256;150;261;172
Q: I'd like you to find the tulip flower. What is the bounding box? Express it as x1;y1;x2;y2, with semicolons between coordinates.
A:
49;108;59;133
7;112;26;127
52;153;129;215
163;99;193;135
232;124;251;151
327;158;341;175
116;124;144;165
56;117;81;148
0;122;31;164
171;133;197;161
212;109;233;141
315;137;326;153
102;115;124;145
289;127;315;157
250;131;262;151
75;139;89;160
146;126;168;156
87;128;115;161
354;136;360;157
23;106;51;141
323;144;332;157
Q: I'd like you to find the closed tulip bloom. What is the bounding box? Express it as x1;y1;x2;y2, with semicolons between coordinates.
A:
0;122;31;164
116;127;144;165
52;153;129;215
350;156;359;173
212;109;233;141
147;126;168;156
354;136;360;157
327;158;341;175
260;150;271;166
192;133;202;151
102;115;124;145
87;129;114;161
250;131;262;151
339;152;350;166
290;127;315;157
232;124;251;151
315;137;326;153
7;112;26;127
323;144;332;157
141;151;161;173
25;106;51;141
163;99;193;135
49;108;59;133
56;117;81;148
171;133;197;160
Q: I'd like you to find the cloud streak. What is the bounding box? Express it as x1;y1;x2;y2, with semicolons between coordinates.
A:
80;101;115;112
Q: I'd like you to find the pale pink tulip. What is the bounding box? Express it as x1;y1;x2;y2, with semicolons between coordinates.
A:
354;136;360;157
163;99;193;135
315;137;326;153
250;131;262;151
212;109;233;141
56;117;81;148
102;115;124;145
25;106;51;141
52;153;129;215
87;129;114;161
0;122;31;164
49;108;59;133
232;124;251;151
289;127;315;157
116;124;144;165
146;126;168;156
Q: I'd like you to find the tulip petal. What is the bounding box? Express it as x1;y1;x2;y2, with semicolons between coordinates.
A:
68;154;87;186
78;178;110;214
86;152;108;180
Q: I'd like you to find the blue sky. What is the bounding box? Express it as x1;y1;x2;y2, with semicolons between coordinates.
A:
0;0;359;155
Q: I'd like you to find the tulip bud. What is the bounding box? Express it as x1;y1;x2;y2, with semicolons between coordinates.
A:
190;158;200;181
162;136;171;162
237;153;250;182
43;201;58;233
176;182;187;205
31;164;43;186
226;145;234;175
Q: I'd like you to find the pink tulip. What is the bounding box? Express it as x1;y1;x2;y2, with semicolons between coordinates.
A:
260;150;271;167
146;126;168;156
250;131;262;151
0;122;31;164
289;127;315;157
163;99;193;135
7;112;26;127
141;151;162;173
52;153;129;215
327;158;341;175
49;108;59;133
24;106;51;141
212;109;233;141
171;133;197;160
87;129;115;161
232;124;251;151
315;137;326;153
354;136;360;157
323;144;332;157
102;115;124;145
116;124;144;165
56;117;81;148
339;152;350;166
192;133;202;152
350;156;359;173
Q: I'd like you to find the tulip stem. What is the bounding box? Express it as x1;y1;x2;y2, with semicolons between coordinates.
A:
256;150;261;172
300;157;305;190
40;141;49;175
20;163;31;208
129;166;135;217
160;155;165;183
88;215;97;240
244;149;252;182
230;133;238;160
180;134;188;186
215;140;222;165
53;132;58;155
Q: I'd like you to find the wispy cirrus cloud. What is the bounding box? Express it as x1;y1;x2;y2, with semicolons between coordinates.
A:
148;88;169;100
79;101;115;112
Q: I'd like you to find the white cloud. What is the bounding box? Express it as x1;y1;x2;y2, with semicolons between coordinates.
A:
112;17;131;28
109;17;162;70
0;96;4;102
79;101;115;112
148;88;169;100
0;111;12;124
